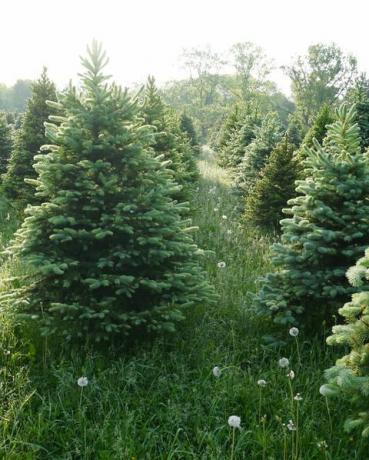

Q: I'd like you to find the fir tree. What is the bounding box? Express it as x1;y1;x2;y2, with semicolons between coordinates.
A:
141;77;198;201
346;74;369;149
180;113;200;155
3;42;214;343
244;136;298;232
218;111;260;170
235;112;283;196
301;103;334;148
323;250;369;437
256;105;369;330
216;105;240;166
2;68;56;206
286;113;304;147
0;113;12;176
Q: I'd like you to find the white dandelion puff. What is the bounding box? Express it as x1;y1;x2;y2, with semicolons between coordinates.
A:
278;357;289;368
287;370;295;380
287;420;296;431
77;377;89;387
289;327;299;337
257;379;267;387
294;393;303;401
217;261;226;268
212;366;221;378
228;415;241;429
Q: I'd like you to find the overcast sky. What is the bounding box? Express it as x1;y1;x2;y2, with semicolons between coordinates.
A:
2;0;369;94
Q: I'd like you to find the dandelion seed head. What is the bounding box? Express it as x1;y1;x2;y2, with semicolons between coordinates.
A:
77;376;89;387
217;261;226;268
278;357;289;368
257;379;267;387
228;415;241;429
287;420;296;431
289;327;299;337
294;393;303;401
287;370;295;380
222;215;228;220
212;366;221;378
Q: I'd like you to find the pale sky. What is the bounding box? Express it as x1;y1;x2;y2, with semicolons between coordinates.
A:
2;0;369;95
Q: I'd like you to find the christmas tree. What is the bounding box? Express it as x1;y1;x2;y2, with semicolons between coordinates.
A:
2;68;56;206
235;111;283;197
3;42;214;343
256;105;369;330
323;249;369;437
0;113;12;176
141;77;198;202
244;136;298;232
346;74;369;149
216;105;240;166
179;113;200;155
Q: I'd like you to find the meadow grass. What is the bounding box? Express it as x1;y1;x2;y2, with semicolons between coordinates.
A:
0;148;366;459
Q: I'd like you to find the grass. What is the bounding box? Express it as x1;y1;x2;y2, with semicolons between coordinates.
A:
0;148;366;459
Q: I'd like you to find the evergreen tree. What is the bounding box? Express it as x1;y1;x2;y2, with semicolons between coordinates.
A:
235;111;283;196
301;103;334;148
216;105;240;166
2;68;56;206
180;113;200;155
323;250;369;437
346;74;369;149
2;42;214;343
286;113;304;147
0;113;12;176
141;77;198;201
256;105;369;330
244;136;298;232
218;111;260;170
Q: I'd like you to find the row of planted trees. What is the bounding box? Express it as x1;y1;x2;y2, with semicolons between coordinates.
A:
0;42;214;343
215;76;369;436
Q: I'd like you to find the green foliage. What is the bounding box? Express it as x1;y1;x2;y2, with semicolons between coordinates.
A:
346;74;369;149
0;79;33;112
141;77;199;201
179;112;200;154
302;103;334;148
2;68;56;207
244;136;298;232
257;105;369;330
285;43;357;127
2;43;214;343
323;248;369;437
235;112;283;196
0;113;12;176
215;105;240;163
286;113;305;147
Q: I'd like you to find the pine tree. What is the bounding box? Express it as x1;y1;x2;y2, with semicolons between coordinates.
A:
140;77;198;201
0;113;12;176
219;111;260;170
286;113;304;147
346;74;369;149
2;68;56;206
216;105;240;166
244;136;298;232
235;112;283;197
180;113;200;155
3;42;214;343
322;250;369;437
301;103;334;148
256;105;369;330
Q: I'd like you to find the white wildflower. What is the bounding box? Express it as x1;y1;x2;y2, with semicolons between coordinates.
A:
217;261;226;268
77;377;89;387
294;393;303;401
289;327;299;337
227;229;232;235
278;357;289;368
214;207;219;212
317;440;328;449
287;420;296;431
222;215;228;220
287;370;295;380
212;366;221;378
228;415;241;429
257;379;267;387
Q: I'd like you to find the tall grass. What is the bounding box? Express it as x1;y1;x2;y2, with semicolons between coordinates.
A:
0;149;365;459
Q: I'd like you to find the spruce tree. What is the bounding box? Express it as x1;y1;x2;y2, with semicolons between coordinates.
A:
3;42;214;343
301;103;334;148
216;105;240;166
346;74;369;149
323;250;369;437
141;77;198;201
244;136;298;232
256;105;369;330
2;68;56;207
180;113;200;155
0;113;12;176
235;112;283;197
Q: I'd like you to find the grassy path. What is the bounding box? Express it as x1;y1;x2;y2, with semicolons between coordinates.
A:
0;148;366;458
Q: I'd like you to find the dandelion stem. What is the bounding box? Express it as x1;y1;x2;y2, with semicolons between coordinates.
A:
230;427;236;460
295;336;302;368
295;401;299;460
325;396;333;441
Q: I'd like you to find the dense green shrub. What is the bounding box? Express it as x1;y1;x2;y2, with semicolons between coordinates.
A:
3;43;214;343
